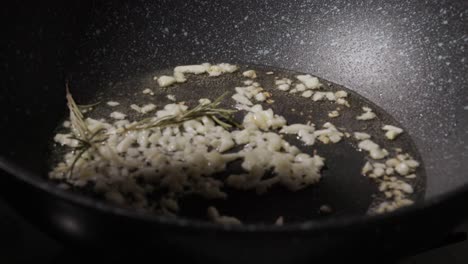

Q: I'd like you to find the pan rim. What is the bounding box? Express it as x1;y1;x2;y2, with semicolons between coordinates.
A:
1;156;467;233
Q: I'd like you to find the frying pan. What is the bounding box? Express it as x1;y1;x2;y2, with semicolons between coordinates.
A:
0;1;467;263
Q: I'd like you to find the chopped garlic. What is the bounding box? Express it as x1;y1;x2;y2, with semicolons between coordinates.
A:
275;78;292;85
405;159;420;168
216;63;238;73
110;111;126;120
335;90;348;98
275;78;292;91
302;90;313;98
314;122;344;144
198;98;211;105
243;105;286;130
232;93;253;106
141;104;156;114
242;70;257;79
277;84;290;91
63;120;71;128
296;83;306;92
280;123;316;145
130;104;142;113
158;75;177;87
142;89;154;95
255;92;266;101
336;98;350;107
328;110;339;118
167;94;176;101
173;71;187;83
319;204;333;214
54;133;79;147
313;92;326;101
382;125;403;140
207;206;242;225
312;92;335;102
325;92;336;101
156;103;188;118
354;132;371;140
357;107;376;120
383;154;419;176
275;216;284;226
362;161;373;175
107;101;120;106
395;162;410;176
174;64;208;74
296;74;321;89
358;139;388;159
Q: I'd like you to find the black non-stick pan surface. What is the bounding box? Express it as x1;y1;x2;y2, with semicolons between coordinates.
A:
51;64;426;223
0;1;467;263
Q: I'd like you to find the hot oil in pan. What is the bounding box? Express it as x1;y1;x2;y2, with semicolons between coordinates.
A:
48;64;426;224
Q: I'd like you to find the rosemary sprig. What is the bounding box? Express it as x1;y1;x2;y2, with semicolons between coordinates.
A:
66;83;89;140
64;87;241;177
122;92;241;132
77;101;101;111
66;83;106;177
